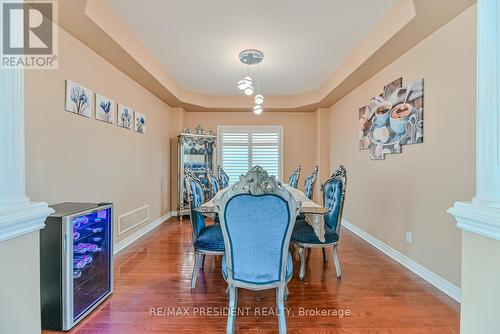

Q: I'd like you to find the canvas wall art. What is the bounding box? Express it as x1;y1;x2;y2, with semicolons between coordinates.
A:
65;80;93;118
95;93;115;124
117;104;133;129
134;111;146;134
359;77;424;160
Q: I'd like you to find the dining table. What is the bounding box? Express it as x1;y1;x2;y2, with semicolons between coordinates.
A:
195;184;330;242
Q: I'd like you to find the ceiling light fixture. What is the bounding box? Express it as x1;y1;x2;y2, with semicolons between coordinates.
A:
237;49;264;113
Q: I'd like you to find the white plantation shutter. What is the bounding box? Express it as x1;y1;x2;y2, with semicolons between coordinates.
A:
251;132;280;177
219;126;283;184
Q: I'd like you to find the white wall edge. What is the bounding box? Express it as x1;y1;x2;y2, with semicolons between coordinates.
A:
448;201;500;241
342;219;462;303
114;211;176;255
0;202;54;242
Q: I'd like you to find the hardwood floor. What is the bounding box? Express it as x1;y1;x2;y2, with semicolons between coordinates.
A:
43;218;459;334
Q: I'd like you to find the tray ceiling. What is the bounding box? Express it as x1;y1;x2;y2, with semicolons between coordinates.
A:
105;0;397;96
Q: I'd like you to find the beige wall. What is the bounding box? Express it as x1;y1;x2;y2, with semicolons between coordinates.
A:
327;6;476;286
315;108;331;199
181;111;319;203
0;232;41;334
25;28;176;243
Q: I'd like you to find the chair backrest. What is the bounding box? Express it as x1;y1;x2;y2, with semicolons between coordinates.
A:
287;165;301;188
216;166;300;288
207;169;220;198
303;166;319;200
218;165;230;189
184;172;206;241
321;165;347;233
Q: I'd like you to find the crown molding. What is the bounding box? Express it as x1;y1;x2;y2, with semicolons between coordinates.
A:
57;0;476;112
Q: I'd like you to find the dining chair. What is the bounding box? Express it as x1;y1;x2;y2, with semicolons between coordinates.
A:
218;165;230;189
291;165;347;280
295;166;319;222
303;166;319;200
287;165;301;188
186;166;211;200
207;169;221;198
185;172;225;289
216;167;300;334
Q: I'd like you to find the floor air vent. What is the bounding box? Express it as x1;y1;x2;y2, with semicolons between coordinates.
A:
118;205;149;235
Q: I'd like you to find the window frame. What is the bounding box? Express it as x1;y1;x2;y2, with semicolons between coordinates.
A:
217;125;284;182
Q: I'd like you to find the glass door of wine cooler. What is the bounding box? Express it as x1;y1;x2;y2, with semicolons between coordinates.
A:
64;205;113;329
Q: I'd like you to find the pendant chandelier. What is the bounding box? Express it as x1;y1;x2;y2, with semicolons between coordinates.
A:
237;49;264;114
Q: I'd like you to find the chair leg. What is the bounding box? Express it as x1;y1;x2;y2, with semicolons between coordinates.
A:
191;252;201;289
322;248;328;263
276;285;287;334
200;254;206;270
333;244;342;278
298;246;306;280
226;284;238;334
293;244;299;261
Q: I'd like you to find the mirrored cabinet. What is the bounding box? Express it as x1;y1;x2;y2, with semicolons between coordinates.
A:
178;125;217;218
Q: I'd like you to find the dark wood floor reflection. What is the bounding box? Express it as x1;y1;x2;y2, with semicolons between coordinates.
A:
43;218;459;334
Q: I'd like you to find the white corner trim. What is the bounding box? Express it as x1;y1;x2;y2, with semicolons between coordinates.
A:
448;201;500;241
0;202;54;242
113;211;176;255
342;219;461;302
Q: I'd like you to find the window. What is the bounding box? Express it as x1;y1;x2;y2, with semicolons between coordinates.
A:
218;126;283;184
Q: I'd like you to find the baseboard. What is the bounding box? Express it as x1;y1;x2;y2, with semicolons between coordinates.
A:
113;211;176;255
342;219;462;303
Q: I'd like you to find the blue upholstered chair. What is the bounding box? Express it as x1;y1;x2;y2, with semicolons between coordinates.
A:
216;167;300;334
303;166;319;200
218;165;230;189
296;166;319;222
287;165;301;188
291;165;347;280
207;169;220;198
185;172;225;289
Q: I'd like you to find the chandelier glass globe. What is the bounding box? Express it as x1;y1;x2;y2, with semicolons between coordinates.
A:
254;94;264;105
253;105;263;114
244;86;254;96
237;79;247;90
237;76;253;90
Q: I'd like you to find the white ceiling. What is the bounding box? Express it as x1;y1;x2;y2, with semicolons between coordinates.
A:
106;0;397;96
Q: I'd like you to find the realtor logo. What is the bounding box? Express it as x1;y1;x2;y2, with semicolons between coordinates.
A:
1;1;58;69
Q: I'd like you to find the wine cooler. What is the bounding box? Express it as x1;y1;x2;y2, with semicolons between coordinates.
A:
40;202;113;331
